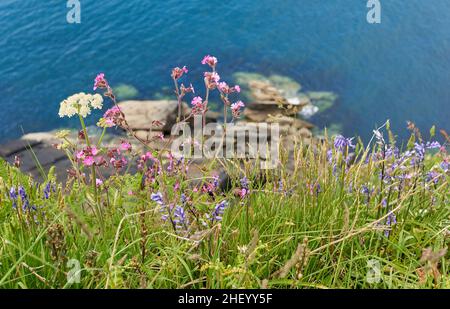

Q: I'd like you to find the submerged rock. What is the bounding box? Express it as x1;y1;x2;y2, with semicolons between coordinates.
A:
113;84;139;100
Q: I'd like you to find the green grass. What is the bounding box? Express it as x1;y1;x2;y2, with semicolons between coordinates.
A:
0;133;449;289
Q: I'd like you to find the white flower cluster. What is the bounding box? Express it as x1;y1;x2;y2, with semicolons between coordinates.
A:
58;93;104;118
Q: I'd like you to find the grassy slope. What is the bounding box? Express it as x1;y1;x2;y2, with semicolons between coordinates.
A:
0;137;449;289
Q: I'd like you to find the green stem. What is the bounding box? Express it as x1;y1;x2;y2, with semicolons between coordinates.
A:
78;114;98;201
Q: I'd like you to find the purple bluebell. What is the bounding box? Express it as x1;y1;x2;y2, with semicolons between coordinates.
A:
181;193;187;204
334;135;355;152
9;187;17;209
384;212;397;237
173;205;188;229
440;160;449;173
208;200;229;223
426;141;441;149
426;171;440;184
43;182;53;199
240;177;249;190
151;192;164;205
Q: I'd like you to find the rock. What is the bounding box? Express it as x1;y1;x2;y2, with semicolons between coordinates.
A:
21;132;59;144
118;100;189;132
266;115;314;129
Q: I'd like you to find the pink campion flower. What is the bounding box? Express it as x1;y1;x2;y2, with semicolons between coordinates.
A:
96;178;103;187
191;96;203;108
231;100;245;118
83;156;95;166
171;66;188;80
201;55;218;68
218;82;241;95
90;146;99;156
174;182;180;191
218;82;229;93
120;140;132;152
204;72;220;89
180;83;195;94
94;73;108;91
191;96;204;114
238;188;249;199
102;106;123;128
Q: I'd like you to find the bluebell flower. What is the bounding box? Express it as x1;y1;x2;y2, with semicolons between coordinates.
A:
208;200;228;223
173;205;188;229
240;177;249;190
151;192;164;205
334;135;355;152
426;171;440;184
384;212;397;237
9;187;17;209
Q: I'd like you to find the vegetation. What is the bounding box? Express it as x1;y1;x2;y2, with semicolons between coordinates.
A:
0;56;448;289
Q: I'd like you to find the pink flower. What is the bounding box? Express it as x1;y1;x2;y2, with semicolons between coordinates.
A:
234;85;241;93
191;96;203;107
180;83;195;94
204;72;220;89
218;82;228;92
90;146;99;156
102;106;123;127
94;73;108;91
76;151;84;159
174;182;180;191
191;96;204;115
171;66;188;80
83;156;94;166
128;190;134;196
120;140;132;151
96;178;103;187
231;101;245;118
201;55;218;67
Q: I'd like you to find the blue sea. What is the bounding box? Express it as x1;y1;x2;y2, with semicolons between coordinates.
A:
1;0;449;143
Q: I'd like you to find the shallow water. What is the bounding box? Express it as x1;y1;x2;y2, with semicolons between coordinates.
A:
0;0;449;143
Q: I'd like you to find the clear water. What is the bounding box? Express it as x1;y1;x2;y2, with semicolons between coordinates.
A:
1;0;449;143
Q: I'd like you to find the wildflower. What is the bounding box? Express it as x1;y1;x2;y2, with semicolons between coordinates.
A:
173;205;188;230
96;179;103;187
58;93;103;118
9;187;17;209
361;184;373;204
204;72;220;89
207;200;229;223
426;171;440;184
201;55;218;68
151;192;164;205
98;106;124;128
231;101;245;118
333;135;355;152
120;140;132;152
440;159;449;172
426;141;441;149
180;83;195;94
191;96;204;114
171;66;188;80
43;182;55;199
384;212;397;237
218;82;241;95
237;177;250;199
93;73;108;91
76;146;104;167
